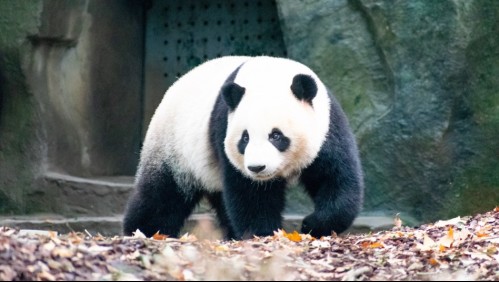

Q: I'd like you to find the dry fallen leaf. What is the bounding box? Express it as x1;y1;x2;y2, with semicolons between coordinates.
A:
1;207;498;281
428;257;440;266
214;245;229;253
283;230;302;242
434;216;465;227
476;231;488;238
418;233;437;251
152;231;168;241
179;233;198;242
486;246;497;256
360;240;384;249
438;227;454;248
131;229;146;239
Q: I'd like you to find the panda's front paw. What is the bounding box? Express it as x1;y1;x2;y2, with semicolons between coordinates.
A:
301;214;333;238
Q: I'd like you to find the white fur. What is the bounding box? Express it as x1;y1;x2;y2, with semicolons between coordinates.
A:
139;56;331;192
139;56;249;192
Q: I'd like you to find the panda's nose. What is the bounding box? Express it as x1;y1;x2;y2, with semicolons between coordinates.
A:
248;165;266;173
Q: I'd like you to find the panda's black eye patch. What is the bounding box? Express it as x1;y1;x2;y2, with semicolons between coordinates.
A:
238;130;249;155
269;128;290;152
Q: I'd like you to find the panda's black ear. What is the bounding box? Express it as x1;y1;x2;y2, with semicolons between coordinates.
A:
221;82;246;111
291;74;317;105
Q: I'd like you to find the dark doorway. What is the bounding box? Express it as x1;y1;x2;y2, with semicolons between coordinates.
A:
143;0;287;133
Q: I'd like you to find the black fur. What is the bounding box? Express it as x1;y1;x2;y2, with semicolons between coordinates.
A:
205;192;236;239
122;162;203;237
291;74;318;104
220;63;246;111
300;92;364;237
122;161;236;238
221;82;245;111
209;90;287;239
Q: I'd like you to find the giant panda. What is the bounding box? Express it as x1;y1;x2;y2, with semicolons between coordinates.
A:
123;56;364;239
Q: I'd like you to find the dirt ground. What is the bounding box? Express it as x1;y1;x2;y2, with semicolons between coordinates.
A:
1;207;498;281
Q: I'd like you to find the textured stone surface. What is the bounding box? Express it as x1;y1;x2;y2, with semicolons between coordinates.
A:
0;0;43;213
0;0;144;214
277;0;499;224
23;0;144;178
31;173;134;216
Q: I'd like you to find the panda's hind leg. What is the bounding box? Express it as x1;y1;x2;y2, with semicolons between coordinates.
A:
206;192;236;239
123;163;202;237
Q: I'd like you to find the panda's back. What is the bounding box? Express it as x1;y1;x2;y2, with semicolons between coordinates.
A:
140;56;250;192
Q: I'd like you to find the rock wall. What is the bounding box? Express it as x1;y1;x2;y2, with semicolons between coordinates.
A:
277;0;499;223
0;0;43;213
0;0;144;214
23;0;144;178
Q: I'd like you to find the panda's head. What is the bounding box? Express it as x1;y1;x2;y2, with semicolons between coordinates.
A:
222;57;330;182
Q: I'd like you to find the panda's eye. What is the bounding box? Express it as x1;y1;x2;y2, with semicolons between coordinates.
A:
269;130;282;141
242;131;249;143
238;130;250;155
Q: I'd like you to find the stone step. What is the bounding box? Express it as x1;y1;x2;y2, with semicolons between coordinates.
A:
33;172;214;216
20;172;397;237
0;214;394;237
34;172;135;216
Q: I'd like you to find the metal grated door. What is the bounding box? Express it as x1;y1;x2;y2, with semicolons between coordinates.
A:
143;0;287;133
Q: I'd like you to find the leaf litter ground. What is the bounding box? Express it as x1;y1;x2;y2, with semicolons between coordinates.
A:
1;207;498;281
